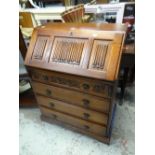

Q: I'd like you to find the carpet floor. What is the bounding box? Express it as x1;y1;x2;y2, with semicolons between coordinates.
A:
19;86;135;155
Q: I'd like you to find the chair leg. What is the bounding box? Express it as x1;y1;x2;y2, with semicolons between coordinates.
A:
119;68;129;105
129;67;135;83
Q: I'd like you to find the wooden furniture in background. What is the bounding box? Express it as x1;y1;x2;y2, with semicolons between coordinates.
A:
25;23;127;144
61;4;84;22
19;74;38;107
118;43;135;103
19;12;36;39
19;27;37;107
19;2;128;25
19;12;34;28
118;1;135;102
19;27;27;59
61;4;91;22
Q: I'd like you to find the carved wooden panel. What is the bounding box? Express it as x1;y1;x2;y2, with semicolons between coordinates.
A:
89;40;111;70
32;36;49;60
25;23;126;81
49;37;87;66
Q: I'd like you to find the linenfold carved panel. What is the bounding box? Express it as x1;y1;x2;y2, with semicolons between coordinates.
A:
89;40;111;70
49;37;87;65
25;23;126;81
32;36;48;60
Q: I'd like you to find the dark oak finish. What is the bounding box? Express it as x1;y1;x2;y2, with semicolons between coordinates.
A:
29;68;112;98
25;23;127;144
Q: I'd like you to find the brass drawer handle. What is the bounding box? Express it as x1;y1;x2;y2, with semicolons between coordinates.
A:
51;114;57;119
46;89;52;96
49;102;55;108
83;113;90;119
82;99;90;108
84;125;90;130
82;83;90;90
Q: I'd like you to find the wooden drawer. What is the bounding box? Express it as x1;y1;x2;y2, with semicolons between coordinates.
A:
40;106;107;137
29;68;113;99
36;95;108;126
32;81;110;114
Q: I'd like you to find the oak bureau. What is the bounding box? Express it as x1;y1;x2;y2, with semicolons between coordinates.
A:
25;23;127;144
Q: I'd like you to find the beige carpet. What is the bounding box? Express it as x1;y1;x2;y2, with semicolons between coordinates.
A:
19;86;135;155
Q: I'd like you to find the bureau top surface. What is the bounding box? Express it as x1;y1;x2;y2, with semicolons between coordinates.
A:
40;23;127;32
25;23;127;81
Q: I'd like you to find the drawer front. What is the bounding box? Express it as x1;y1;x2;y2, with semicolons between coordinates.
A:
40;106;107;137
29;68;113;98
36;95;108;126
32;81;110;114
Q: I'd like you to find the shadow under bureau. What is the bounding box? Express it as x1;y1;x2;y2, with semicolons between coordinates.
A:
25;23;127;144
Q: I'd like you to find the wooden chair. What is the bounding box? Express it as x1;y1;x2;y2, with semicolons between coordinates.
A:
19;12;36;39
118;43;135;104
61;4;90;23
